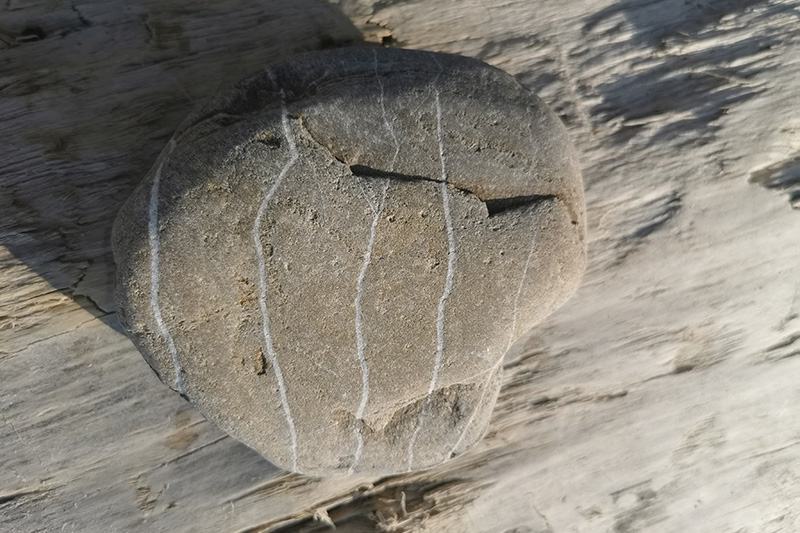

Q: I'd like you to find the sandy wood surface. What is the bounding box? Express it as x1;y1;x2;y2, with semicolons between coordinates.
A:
2;0;799;531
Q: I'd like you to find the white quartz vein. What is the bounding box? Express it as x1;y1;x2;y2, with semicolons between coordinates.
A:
148;139;185;396
509;227;539;345
349;182;388;474
253;88;299;472
374;48;401;169
444;355;504;460
349;50;400;474
442;230;535;460
356;181;379;216
445;104;544;461
407;81;457;472
509;104;545;346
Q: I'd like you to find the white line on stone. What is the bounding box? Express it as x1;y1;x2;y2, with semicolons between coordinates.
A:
374;48;401;169
443;219;537;461
356;181;379;216
509;227;539;346
444;103;544;462
349;182;389;475
441;232;538;460
253;85;300;472
349;50;402;474
407;78;457;472
297;349;341;379
443;355;504;461
148;139;186;396
509;103;546;347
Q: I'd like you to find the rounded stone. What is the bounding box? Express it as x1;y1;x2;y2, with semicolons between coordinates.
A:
112;46;585;476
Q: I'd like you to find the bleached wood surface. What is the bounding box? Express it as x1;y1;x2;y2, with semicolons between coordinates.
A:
2;0;799;531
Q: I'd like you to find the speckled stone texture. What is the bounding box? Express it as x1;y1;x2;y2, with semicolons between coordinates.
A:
112;46;586;476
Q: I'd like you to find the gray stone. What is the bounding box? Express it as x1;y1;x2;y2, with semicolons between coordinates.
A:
112;46;585;476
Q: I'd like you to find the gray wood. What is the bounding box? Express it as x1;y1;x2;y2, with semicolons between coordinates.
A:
2;0;799;531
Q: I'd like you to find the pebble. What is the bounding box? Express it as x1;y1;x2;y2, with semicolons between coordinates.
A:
112;46;586;475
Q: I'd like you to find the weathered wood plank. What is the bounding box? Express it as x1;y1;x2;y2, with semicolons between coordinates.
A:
3;0;800;531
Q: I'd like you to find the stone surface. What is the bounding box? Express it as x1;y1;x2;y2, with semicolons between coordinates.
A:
112;46;585;476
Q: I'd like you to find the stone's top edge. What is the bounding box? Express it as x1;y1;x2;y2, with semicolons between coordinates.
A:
268;46;523;88
173;46;540;142
268;47;534;106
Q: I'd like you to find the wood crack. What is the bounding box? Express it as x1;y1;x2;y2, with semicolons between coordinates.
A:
0;314;107;356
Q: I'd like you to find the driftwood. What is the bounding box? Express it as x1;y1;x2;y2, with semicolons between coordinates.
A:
2;0;799;531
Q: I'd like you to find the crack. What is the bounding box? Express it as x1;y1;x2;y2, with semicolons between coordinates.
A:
67;259;113;315
162;435;228;466
78;293;111;315
484;195;557;217
745;440;800;460
445;356;504;459
350;163;556;216
142;13;155;45
224;473;312;506
231;477;475;533
531;502;555;532
349;163;433;185
124;435;230;484
294;115;566;219
0;314;110;356
71;2;93;27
